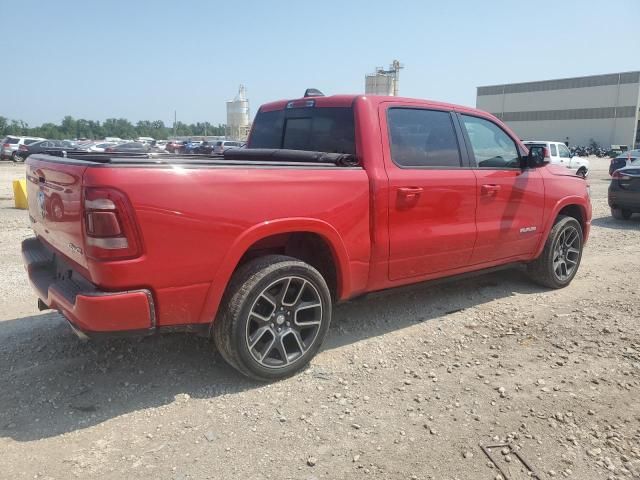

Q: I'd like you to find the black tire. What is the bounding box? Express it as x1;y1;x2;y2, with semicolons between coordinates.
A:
213;255;332;381
611;208;632;220
527;215;583;289
11;152;19;162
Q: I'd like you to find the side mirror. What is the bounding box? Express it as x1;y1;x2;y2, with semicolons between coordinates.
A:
525;145;548;168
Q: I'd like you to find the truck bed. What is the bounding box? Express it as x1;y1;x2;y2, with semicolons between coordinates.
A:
25;149;370;329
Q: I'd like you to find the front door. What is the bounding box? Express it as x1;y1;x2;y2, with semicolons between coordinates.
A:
458;114;545;264
383;106;477;281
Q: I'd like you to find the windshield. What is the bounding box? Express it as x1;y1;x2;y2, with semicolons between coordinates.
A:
249;107;355;155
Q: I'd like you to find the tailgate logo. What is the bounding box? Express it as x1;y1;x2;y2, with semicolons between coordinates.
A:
37;190;46;219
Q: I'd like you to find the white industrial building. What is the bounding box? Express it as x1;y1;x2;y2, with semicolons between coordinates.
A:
226;85;251;142
476;71;640;149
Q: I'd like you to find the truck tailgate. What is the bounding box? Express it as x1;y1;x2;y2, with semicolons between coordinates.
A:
26;157;88;269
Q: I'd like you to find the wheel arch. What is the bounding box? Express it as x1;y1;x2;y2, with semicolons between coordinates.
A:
534;198;589;258
198;218;351;324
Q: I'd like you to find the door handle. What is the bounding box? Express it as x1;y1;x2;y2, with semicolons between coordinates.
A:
481;184;501;196
398;187;423;200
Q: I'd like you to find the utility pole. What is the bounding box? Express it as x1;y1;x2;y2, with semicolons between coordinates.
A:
173;110;177;139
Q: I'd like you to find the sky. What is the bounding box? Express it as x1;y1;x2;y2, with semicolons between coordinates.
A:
1;0;639;127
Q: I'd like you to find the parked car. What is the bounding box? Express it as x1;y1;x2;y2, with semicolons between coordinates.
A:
609;158;640;219
609;150;639;176
22;92;591;381
87;142;120;152
180;140;202;154
165;140;183;153
104;142;153;153
154;140;168;151
193;141;215;154
14;139;87;162
1;136;45;161
523;141;590;177
213;140;244;154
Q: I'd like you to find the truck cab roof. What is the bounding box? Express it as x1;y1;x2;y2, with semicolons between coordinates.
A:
258;94;486;117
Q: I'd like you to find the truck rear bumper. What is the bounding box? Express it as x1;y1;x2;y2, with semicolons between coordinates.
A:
22;237;156;337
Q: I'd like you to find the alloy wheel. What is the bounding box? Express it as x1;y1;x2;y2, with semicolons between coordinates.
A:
245;276;323;369
552;226;581;281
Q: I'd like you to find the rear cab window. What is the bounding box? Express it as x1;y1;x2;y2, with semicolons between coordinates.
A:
249;107;355;154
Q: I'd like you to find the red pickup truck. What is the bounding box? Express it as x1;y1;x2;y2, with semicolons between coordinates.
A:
22;92;591;380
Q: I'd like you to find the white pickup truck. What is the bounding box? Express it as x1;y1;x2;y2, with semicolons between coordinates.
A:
524;141;590;178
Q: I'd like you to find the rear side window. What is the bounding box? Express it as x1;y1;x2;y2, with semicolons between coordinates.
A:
387;108;461;167
461;115;520;168
550;144;558;156
5;137;19;144
249;107;355;154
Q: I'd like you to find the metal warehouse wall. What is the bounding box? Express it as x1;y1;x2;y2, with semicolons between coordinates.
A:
476;72;640;148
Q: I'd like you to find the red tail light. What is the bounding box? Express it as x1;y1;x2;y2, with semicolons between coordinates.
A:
19;144;29;151
105;147;114;153
3;143;11;148
83;187;143;260
543;147;550;158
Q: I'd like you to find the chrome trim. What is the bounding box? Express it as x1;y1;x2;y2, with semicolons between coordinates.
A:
86;236;128;249
85;198;116;210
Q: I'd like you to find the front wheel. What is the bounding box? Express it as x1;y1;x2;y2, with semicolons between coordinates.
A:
213;255;332;381
576;167;587;178
527;215;583;289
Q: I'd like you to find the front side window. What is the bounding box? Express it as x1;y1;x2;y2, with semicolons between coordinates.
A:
558;144;571;158
387;108;461;167
461;115;520;168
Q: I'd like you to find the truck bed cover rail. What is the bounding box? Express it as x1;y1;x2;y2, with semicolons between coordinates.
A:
35;148;359;167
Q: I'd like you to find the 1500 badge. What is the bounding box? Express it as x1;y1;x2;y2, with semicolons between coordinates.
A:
68;243;83;255
519;226;537;234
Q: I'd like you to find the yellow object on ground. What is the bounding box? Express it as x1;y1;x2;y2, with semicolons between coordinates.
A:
13;179;28;209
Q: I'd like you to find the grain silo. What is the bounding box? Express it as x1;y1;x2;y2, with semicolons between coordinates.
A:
365;60;404;96
226;85;251;141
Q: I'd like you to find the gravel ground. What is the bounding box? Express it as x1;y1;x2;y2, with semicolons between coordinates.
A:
0;158;639;480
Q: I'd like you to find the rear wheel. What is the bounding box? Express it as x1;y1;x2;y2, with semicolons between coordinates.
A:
527;215;583;289
611;208;632;220
213;255;331;381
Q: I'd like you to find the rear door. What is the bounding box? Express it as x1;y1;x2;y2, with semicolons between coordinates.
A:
382;105;477;280
557;143;573;169
458;113;545;264
548;142;560;164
